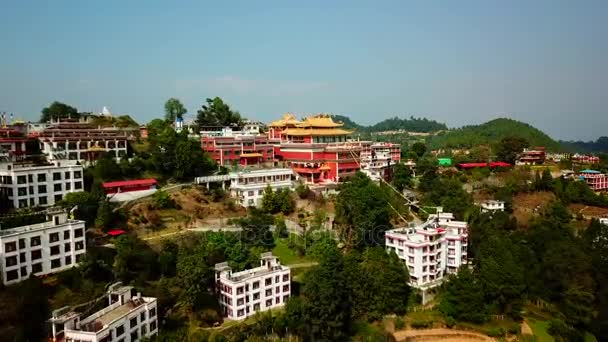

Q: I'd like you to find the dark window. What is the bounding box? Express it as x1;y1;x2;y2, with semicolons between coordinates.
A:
17;175;26;184
29;198;35;206
6;255;18;267
266;299;273;307
17;187;27;196
65;255;72;265
28;174;33;183
283;274;289;282
39;196;47;205
51;259;61;269
74;171;82;179
252;281;260;289
54;194;63;202
140;311;146;322
265;289;272;296
75;253;85;262
4;241;16;253
19;252;26;263
150;320;157;331
20;266;27;277
38;185;47;194
18;239;25;249
75;228;84;238
130;332;138;341
64;230;70;239
141;325;147;335
53;172;61;181
37;173;46;182
64;171;71;179
30;236;41;247
18;199;28;208
50;245;60;255
6;270;18;281
64;243;71;252
130;317;137;328
49;232;60;243
75;241;84;251
31;250;42;260
149;308;156;318
65;183;71;191
265;278;272;286
32;263;42;273
29;186;34;195
75;181;82;190
116;325;125;336
54;184;62;192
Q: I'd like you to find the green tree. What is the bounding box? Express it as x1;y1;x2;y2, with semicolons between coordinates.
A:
196;97;242;129
41;101;79;122
177;246;213;309
95;200;114;231
113;235;158;283
59;191;101;226
439;267;488;323
158;240;179;277
494;136;529;164
164;97;187;122
153;190;174;209
18;276;49;341
411;142;427;158
392;163;413;192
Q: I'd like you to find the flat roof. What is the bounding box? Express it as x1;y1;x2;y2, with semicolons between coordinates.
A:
102;178;157;188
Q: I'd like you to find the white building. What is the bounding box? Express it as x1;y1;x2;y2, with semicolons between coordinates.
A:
0;211;86;285
480;200;505;213
600;218;608;226
215;252;291;320
49;283;158;342
229;168;294;207
0;160;84;209
385;213;468;289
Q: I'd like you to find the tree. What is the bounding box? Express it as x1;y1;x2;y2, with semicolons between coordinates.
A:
95;200;114;230
164;98;187;122
177;246;213;309
59;191;101;226
41;101;79;122
392;163;413;192
196;97;242;129
113;235;158;282
439;267;488;323
238;208;275;249
494;136;529;164
411;142;427;158
18;276;49;341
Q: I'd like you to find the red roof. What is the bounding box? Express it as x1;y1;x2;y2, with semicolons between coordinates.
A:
458;162;488;169
107;229;126;236
489;161;511;168
102;178;157;189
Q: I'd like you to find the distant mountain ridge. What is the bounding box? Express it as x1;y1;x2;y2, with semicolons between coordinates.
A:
331;115;447;133
560;137;608;153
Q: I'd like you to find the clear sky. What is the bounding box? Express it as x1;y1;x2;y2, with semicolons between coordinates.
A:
1;0;606;140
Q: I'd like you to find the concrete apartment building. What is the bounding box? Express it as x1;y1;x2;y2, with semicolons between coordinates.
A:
49;283;158;342
215;253;291;320
0;160;84;209
385;213;468;289
0;211;86;285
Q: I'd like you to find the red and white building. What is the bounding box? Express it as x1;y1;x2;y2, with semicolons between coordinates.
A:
579;170;608;192
102;179;158;195
201;134;276;167
0;128;34;161
572;154;600;164
215;252;291;320
385;212;468;289
516;147;546;165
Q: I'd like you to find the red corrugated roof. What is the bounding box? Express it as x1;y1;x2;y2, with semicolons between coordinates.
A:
107;229;126;236
489;162;512;168
102;178;157;188
458;162;488;169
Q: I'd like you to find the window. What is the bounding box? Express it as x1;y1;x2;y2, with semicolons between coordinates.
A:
38;185;47;194
237;286;244;295
253;292;260;300
6;255;18;267
150;320;157;331
237;309;244;317
130;331;138;341
29;198;35;206
141;325;147;335
54;183;62;192
64;171;71;179
51;259;61;269
28;174;34;183
54;194;63;202
130;317;138;328
283;285;289;292
20;266;27;277
4;241;17;253
75;228;84;238
31;250;42;260
18;199;27;208
248;190;254;196
65;183;71;191
75;241;84;251
266;299;273;307
74;171;82;179
75;181;82;190
275;275;280;283
276;286;280;293
49;232;60;243
18;187;27;196
283;274;289;282
30;235;41;246
265;289;272;296
265;277;272;286
258;190;264;195
37;173;46;182
237;298;244;306
19;252;26;263
6;270;18;281
252;281;260;289
50;245;60;256
32;263;42;273
29;185;34;195
116;325;125;336
140;311;146;322
276;296;280;304
65;255;72;265
64;243;71;252
53;172;61;181
64;230;70;239
149;307;156;318
17;175;26;184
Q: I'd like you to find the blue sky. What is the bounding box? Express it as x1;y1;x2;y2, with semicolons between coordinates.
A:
1;0;606;140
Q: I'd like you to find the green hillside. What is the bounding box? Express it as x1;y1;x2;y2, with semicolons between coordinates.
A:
331;115;447;133
427;118;563;151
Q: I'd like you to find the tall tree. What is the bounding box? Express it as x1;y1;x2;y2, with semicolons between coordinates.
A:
494;136;529;164
392;163;413;192
196;97;242;129
411;142;427;158
41;101;79;122
439;267;488;323
164;98;187;122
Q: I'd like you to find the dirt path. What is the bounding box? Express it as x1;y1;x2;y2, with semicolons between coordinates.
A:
393;329;495;342
521;320;533;336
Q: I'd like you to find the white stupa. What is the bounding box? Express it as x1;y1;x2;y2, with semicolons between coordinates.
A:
101;106;112;117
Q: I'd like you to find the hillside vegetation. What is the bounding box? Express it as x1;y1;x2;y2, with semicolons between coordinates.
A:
428;118;563;151
561;136;608;153
331;115;447;133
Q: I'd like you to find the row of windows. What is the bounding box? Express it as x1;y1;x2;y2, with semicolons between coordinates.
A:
3;229;84;252
5;243;84;267
12;182;83;196
14;171;82;184
4;253;84;281
57;141;127;150
235;296;290;317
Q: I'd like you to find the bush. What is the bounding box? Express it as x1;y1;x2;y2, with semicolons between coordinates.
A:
153;190;174;209
485;327;506;337
410;319;433;329
394;317;406;330
445;316;456;328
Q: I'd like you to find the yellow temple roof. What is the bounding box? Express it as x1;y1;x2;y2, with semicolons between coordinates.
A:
296;114;343;128
282;127;353;136
269;113;301;127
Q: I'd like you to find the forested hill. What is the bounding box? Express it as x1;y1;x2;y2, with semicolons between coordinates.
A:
560;136;608;153
427;118;563;151
331;115;447;133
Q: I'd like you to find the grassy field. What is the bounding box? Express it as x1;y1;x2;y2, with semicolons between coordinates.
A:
272;238;313;265
528;319;554;342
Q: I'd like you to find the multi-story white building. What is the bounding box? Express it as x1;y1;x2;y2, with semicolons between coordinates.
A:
480;200;505;213
48;283;158;342
0;211;86;285
0;160;84;209
385;213;468;289
215;252;291;320
229;168;295;207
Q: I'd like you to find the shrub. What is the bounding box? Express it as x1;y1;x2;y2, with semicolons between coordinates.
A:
445;316;456;328
485;327;506;337
394;317;406;330
152;190;174;209
410;320;433;329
